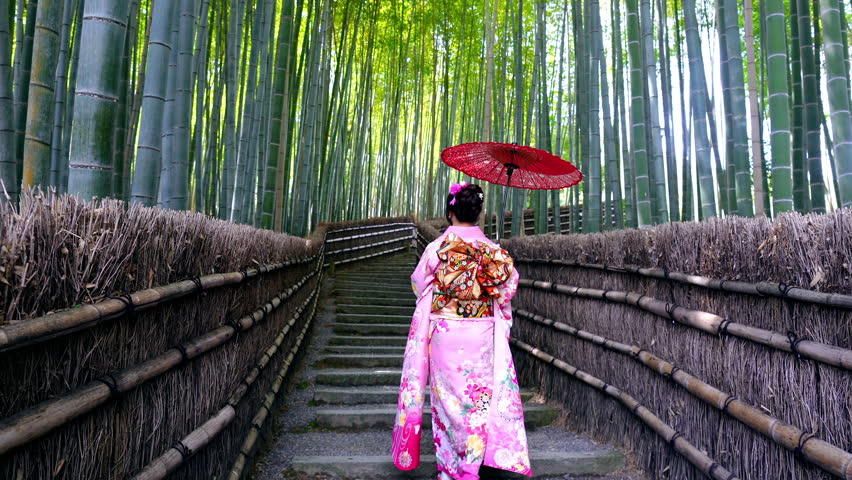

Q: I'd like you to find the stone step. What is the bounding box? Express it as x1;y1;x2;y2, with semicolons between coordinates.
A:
333;322;409;336
336;296;415;307
337;268;414;275
315;368;402;387
335;288;412;298
315;404;559;430
340;261;414;266
335;282;412;292
327;335;408;347
335;288;414;299
290;451;626;479
334;272;412;279
336;273;413;280
314;354;403;369
335;304;414;316
335;278;412;285
335;313;411;325
313;386;535;405
336;268;414;275
323;345;406;355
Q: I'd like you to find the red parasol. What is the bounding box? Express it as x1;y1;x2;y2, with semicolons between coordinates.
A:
440;142;582;190
440;142;583;241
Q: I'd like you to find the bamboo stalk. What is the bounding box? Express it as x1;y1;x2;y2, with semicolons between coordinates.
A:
0;255;320;352
515;310;852;480
0;264;322;455
515;258;852;309
519;279;852;370
133;284;320;480
510;338;739;480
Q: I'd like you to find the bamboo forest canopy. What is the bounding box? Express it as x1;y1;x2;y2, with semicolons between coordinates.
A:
0;0;851;236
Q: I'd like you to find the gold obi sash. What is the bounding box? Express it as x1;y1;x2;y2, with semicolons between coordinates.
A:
431;233;514;318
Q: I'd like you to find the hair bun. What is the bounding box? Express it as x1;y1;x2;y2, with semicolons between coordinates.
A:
446;183;485;222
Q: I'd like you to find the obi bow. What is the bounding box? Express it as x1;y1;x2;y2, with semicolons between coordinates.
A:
435;233;514;299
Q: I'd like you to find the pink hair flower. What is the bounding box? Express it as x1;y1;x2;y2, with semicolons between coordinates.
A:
449;182;468;196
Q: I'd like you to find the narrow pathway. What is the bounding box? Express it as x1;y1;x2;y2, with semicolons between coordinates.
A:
256;254;639;479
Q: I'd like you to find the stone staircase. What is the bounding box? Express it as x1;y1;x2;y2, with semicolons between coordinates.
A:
256;254;635;480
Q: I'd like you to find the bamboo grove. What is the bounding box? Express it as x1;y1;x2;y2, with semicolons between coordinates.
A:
0;0;850;236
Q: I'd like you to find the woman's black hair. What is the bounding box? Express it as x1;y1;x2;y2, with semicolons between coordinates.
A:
446;184;484;224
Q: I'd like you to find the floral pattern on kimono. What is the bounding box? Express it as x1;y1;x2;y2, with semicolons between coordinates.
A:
392;225;530;478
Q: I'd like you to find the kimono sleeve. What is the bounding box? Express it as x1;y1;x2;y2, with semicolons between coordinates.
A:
495;264;520;320
410;242;441;297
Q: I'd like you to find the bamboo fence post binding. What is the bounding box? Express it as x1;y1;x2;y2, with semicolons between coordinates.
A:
515;309;852;479
519;278;852;370
509;338;739;480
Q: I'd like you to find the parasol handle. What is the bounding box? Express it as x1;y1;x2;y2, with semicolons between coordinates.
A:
497;166;515;244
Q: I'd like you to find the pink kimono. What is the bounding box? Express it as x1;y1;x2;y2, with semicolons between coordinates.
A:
392;225;531;479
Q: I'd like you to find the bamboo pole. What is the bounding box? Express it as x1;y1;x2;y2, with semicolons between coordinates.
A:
325;221;416;236
226;299;318;480
133;284;320;480
515;310;852;480
0;255;320;352
325;234;416;257
519;279;852;370
515;258;852;309
325;225;416;243
0;264;323;455
324;244;412;268
0;221;404;472
510;338;739;480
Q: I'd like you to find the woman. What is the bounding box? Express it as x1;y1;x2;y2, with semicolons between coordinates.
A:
392;182;531;479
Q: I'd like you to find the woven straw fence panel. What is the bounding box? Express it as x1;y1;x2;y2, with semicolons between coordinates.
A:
0;193;410;479
503;211;852;480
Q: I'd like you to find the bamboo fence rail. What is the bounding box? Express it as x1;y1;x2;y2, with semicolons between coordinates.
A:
129;224;409;478
0;260;322;455
0;196;414;478
1;193;315;326
519;278;852;370
325;232;415;257
510;338;740;480
324;243;412;268
225;292;319;480
516;258;852;309
498;211;851;479
515;309;852;479
0;257;318;353
325;221;416;236
133;283;321;480
325;225;416;243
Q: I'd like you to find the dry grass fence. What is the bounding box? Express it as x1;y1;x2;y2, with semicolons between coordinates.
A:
416;209;852;480
0;190;416;479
